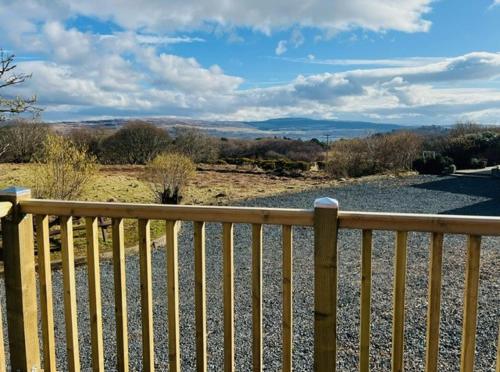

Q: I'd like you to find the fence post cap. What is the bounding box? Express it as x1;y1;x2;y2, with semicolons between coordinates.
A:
314;197;339;209
0;186;31;197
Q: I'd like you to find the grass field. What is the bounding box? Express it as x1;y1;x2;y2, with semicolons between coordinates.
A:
0;163;336;259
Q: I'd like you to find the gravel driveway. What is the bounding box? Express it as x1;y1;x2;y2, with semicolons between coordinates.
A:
3;175;500;371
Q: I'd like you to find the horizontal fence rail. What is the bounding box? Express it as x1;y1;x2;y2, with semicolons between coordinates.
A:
0;192;498;371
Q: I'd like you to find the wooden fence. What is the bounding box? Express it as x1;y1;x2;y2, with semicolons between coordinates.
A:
0;186;499;371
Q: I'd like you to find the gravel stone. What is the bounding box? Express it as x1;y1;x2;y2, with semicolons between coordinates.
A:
1;175;499;371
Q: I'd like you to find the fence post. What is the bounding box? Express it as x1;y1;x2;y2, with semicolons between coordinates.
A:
314;197;339;372
0;187;41;371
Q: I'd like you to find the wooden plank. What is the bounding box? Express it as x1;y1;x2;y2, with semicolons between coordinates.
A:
282;224;293;372
0;188;40;371
392;231;408;372
223;222;235;372
313;202;339;372
425;233;444;372
86;217;104;372
460;235;481;372
338;211;500;236
166;220;180;372
194;221;207;372
139;219;154;372
0;290;5;372
112;218;128;372
0;201;12;218
36;215;57;372
61;216;81;372
21;199;500;234
20;200;314;226
252;224;263;372
359;230;372;372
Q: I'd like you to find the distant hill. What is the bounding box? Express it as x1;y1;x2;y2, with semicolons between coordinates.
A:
51;116;408;140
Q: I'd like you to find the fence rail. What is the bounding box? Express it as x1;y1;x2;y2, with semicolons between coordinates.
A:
0;188;499;371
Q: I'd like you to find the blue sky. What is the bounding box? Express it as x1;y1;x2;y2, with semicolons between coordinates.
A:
1;0;500;124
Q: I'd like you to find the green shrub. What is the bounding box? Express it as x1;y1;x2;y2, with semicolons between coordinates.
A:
412;154;454;175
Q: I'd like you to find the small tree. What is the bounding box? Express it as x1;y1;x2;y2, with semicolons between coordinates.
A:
0;119;50;162
173;127;220;163
32;134;97;200
145;153;195;204
0;50;41;120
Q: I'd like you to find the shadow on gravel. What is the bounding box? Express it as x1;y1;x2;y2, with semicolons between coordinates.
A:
411;175;500;216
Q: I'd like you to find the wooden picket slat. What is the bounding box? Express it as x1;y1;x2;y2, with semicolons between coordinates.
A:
166;220;180;372
460;235;481;372
61;216;81;372
139;219;154;372
252;224;263;372
35;215;57;372
392;231;408;372
282;224;293;372
223;222;235;372
194;221;207;372
85;217;104;372
112;218;128;372
359;229;372;372
0;291;5;372
425;233;444;372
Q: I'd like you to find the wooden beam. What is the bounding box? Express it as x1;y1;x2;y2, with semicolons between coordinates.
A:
0;188;40;371
86;217;104;372
112;218;128;372
166;221;180;372
425;233;444;372
359;230;372;372
282;225;293;372
460;235;481;372
139;219;155;372
194;221;207;372
61;216;81;372
36;215;57;372
313;198;339;372
252;224;263;372
392;231;408;372
223;222;235;372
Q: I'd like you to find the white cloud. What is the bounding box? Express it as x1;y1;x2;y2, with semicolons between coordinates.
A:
275;40;288;55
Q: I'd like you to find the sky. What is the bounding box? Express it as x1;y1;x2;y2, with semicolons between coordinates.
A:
1;0;500;125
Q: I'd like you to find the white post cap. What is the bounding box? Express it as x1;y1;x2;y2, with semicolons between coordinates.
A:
314;197;339;209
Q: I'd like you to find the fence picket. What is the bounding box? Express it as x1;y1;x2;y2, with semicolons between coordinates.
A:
392;231;408;372
166;221;181;372
61;216;81;372
425;233;444;372
252;224;263;372
282;225;293;372
223;222;235;372
359;230;372;372
460;235;481;372
36;215;57;372
139;219;154;372
194;221;207;372
112;218;128;372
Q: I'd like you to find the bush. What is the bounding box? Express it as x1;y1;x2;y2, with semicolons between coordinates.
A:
145;153;196;204
173;127;220;163
0;120;51;162
32;134;97;199
412;154;454;175
100;121;171;164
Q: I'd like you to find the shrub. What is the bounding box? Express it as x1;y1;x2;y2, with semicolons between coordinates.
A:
412;154;454;175
100;121;171;164
145;153;196;204
32;134;97;200
0;120;50;162
173;127;220;163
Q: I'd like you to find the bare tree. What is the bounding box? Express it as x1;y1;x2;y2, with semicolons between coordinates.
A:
0;49;41;120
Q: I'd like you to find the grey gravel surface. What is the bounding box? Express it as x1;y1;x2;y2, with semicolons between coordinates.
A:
2;175;500;371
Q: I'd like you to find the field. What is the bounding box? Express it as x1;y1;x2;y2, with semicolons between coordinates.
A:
0;163;341;259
